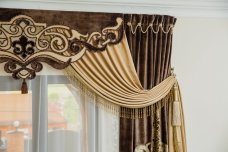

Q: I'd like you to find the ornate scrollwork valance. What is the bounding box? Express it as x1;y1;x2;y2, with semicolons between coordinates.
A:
0;15;123;82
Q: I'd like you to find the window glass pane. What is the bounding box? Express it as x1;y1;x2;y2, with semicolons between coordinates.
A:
47;84;81;152
0;91;32;152
48;84;81;131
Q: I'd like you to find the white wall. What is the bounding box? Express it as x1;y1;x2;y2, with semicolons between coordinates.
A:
172;17;228;152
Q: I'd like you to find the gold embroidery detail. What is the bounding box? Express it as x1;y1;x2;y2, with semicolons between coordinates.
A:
0;15;123;80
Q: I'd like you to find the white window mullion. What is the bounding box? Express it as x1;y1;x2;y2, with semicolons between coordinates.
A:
32;76;48;152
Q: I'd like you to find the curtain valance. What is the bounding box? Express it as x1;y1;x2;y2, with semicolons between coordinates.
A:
0;6;182;122
0;8;186;152
0;13;123;83
0;6;183;118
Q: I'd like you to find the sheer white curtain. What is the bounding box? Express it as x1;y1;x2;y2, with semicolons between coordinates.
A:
71;86;119;152
0;75;119;152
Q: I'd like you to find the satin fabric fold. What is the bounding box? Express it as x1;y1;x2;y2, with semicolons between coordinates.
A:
66;34;176;108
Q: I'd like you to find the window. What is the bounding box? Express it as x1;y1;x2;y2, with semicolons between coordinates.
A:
47;84;81;152
0;75;119;152
0;76;80;152
0;91;32;152
48;84;81;132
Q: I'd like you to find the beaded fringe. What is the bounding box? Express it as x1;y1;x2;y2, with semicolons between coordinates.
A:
65;66;174;119
119;93;172;119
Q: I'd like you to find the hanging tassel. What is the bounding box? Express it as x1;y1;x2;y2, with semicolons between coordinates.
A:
173;83;181;126
21;79;28;94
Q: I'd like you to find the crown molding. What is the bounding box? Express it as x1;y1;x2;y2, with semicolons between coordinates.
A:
0;0;228;17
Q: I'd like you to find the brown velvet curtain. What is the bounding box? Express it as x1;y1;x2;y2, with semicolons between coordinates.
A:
120;14;176;152
0;8;122;35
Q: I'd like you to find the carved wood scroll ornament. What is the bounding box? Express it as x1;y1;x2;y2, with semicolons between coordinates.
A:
0;15;123;93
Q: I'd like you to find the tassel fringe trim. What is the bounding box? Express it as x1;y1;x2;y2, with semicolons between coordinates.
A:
65;66;177;119
120;94;172;119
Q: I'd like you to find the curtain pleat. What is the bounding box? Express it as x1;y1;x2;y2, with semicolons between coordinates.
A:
121;14;176;152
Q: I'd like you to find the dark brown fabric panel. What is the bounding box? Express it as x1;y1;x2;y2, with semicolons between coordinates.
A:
120;14;176;152
0;8;122;35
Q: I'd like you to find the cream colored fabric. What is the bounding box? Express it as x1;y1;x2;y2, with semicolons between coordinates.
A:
66;34;177;108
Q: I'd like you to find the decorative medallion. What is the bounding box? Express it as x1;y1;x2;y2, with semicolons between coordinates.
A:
0;15;123;80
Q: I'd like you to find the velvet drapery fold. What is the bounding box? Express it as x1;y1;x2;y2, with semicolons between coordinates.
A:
121;14;178;152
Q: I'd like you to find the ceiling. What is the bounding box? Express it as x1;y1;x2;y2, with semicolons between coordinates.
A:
0;0;228;17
